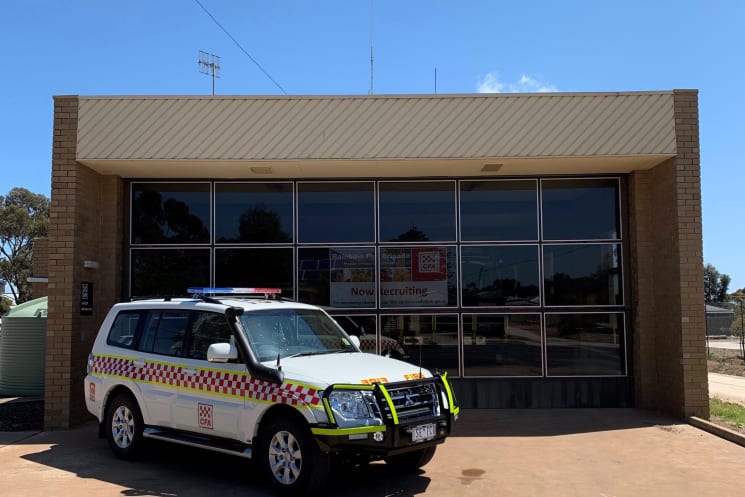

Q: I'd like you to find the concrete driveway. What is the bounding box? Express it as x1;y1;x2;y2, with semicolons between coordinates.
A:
2;409;744;497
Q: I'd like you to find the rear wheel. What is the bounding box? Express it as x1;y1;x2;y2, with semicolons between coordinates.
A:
260;416;329;497
105;393;144;459
384;446;437;472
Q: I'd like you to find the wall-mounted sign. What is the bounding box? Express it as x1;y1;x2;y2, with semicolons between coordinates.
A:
81;281;93;315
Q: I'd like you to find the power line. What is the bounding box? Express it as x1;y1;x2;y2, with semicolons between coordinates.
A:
193;0;287;95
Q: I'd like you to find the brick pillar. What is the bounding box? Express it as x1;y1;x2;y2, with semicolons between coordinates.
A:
30;237;49;297
45;96;123;429
628;90;707;419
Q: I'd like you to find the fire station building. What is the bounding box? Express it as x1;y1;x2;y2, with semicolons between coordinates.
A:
41;90;707;429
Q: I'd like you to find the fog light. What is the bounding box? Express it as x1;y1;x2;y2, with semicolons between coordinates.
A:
373;431;384;442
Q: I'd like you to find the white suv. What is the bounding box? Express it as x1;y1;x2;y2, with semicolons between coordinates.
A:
84;288;458;496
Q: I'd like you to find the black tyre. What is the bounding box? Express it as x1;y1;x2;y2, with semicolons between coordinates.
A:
105;393;144;459
260;416;329;497
384;446;437;472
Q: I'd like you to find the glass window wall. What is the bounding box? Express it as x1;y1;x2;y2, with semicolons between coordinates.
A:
460;180;538;241
380;314;459;377
215;248;293;296
462;314;542;376
298;247;375;308
131;249;210;296
543;243;622;306
380;246;457;308
545;313;625;376
131;183;211;244
214;183;293;244
298;182;375;243
541;178;620;241
379;181;456;242
461;245;540;307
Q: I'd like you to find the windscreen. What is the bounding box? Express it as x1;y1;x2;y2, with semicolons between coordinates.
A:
238;308;357;362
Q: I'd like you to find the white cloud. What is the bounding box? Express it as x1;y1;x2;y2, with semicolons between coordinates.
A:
477;72;557;93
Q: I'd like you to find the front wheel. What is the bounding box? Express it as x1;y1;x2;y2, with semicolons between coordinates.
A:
260;416;329;497
105;393;144;459
385;446;437;472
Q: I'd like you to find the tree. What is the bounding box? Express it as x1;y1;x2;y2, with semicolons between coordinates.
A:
703;262;730;303
0;188;50;304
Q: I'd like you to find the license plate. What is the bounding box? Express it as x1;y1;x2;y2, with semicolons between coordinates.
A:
410;423;436;443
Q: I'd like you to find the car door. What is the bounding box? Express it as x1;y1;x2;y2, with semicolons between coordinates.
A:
134;309;191;427
173;310;246;440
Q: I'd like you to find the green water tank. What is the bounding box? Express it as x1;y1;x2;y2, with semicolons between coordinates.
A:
0;296;47;396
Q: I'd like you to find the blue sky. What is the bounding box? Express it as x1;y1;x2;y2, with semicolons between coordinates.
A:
1;1;743;290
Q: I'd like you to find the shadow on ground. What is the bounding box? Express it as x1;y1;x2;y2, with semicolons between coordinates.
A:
20;423;430;497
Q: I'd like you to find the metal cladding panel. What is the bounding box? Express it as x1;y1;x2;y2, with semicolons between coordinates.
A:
77;93;677;161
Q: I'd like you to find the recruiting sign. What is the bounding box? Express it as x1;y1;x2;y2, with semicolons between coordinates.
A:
329;249;375;307
380;248;448;306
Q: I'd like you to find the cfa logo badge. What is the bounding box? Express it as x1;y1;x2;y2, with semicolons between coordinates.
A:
89;382;95;401
198;403;214;429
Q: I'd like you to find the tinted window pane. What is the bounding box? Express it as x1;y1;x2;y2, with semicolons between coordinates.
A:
107;311;141;349
215;248;293;296
138;310;190;357
380;247;457;308
542;179;620;240
187;312;234;360
545;313;625;375
461;245;540;307
131;249;210;296
543;244;621;306
214;183;293;243
463;314;542;376
330;315;387;356
132;183;210;244
379;182;455;242
460;180;538;241
380;314;459;377
298;183;374;243
298;247;375;308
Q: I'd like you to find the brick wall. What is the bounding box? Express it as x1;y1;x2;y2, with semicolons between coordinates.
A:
629;90;707;419
30;237;49;298
45;96;123;429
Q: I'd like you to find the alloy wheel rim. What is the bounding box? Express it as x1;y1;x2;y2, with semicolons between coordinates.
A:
268;430;302;485
111;405;135;449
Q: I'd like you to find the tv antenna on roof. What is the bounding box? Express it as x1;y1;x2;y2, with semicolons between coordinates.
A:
198;51;221;96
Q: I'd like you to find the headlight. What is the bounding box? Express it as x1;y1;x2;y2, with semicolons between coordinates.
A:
327;390;383;427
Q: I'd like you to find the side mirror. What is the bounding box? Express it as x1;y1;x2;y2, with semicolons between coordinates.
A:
207;342;239;363
349;335;361;349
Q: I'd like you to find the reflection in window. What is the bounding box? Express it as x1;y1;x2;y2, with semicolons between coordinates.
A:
380;247;457;308
298;183;375;243
380;314;459;377
214;183;293;243
139;310;190;357
542;178;620;240
460;180;538;241
132;183;211;244
545;313;625;376
543;244;621;306
215;248;293;297
131;249;210;296
330;315;388;357
298;247;376;308
379;182;456;242
187;312;233;360
462;314;542;376
461;246;539;307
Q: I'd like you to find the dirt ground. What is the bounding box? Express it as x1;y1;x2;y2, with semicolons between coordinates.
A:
707;347;745;377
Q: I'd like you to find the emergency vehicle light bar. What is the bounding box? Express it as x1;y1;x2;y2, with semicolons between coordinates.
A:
187;287;282;296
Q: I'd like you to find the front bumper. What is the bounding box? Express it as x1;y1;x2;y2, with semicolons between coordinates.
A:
312;414;453;456
311;373;458;457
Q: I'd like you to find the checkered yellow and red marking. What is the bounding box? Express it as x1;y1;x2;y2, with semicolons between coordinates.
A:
90;354;322;407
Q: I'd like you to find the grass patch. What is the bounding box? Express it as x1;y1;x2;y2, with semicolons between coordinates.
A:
710;397;745;430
